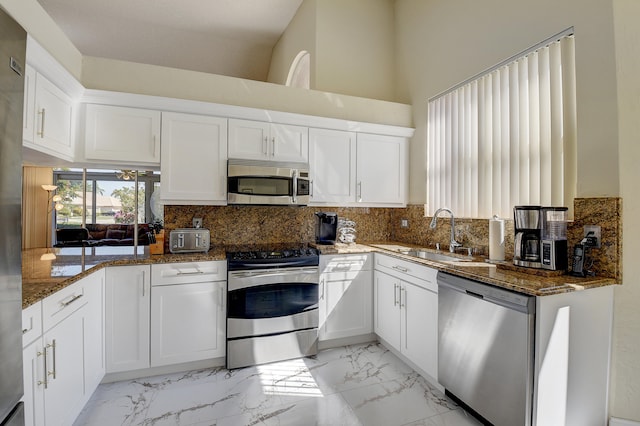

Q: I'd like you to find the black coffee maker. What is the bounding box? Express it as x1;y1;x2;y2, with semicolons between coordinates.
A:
315;212;338;245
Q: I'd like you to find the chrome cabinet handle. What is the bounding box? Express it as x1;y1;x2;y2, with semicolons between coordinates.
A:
153;135;158;159
37;346;48;389
400;287;406;308
271;137;275;156
38;108;46;137
392;265;409;273
310;180;314;197
263;136;268;156
357;182;362;202
320;278;325;300
393;283;398;306
60;293;83;307
141;270;146;297
47;340;57;380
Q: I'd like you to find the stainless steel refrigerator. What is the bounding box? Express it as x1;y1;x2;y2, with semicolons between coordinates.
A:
0;6;26;426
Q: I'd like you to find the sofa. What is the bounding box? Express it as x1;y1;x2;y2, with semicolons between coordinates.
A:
55;224;152;247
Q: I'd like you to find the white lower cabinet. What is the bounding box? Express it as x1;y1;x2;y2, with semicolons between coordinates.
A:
374;254;438;381
150;261;227;367
105;265;151;373
22;271;105;426
319;254;373;341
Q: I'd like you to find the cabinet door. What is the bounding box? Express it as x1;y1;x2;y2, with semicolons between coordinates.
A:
22;340;45;426
319;268;373;341
82;270;105;396
402;283;438;380
161;112;228;203
309;128;356;204
373;270;401;350
271;123;309;162
150;281;226;366
84;104;161;164
43;307;85;426
105;265;150;373
356;133;407;205
228;118;270;160
32;73;73;159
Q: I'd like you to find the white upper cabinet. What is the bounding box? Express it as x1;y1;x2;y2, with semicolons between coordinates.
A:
83;104;161;166
23;69;74;160
161;112;228;204
309;128;357;205
356;133;407;206
228;118;308;163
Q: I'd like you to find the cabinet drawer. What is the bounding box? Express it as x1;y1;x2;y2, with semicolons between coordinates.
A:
42;280;88;332
22;302;42;347
374;253;438;292
320;254;372;273
151;261;226;286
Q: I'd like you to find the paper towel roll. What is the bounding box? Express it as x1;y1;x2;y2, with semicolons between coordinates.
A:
489;215;505;261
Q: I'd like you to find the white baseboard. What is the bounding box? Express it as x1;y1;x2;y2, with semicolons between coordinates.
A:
610;417;640;426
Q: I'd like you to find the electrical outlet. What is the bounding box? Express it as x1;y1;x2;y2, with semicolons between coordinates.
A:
193;217;203;228
584;225;601;248
400;219;409;228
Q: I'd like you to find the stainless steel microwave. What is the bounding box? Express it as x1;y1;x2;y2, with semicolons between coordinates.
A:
227;159;310;206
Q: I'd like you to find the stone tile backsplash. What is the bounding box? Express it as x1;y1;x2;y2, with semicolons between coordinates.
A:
165;197;621;280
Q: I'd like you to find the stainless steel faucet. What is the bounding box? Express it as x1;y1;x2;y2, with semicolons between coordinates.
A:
429;207;462;253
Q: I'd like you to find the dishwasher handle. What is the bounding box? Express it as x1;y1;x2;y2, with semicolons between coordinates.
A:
437;271;534;314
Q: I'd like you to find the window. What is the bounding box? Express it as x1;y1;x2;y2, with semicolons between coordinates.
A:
286;50;311;89
427;30;576;218
53;168;161;227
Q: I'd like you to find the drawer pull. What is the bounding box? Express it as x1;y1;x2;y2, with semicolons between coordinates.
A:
176;269;204;276
392;265;409;273
60;293;83;307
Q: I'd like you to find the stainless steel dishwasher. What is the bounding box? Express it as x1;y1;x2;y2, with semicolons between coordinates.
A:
437;272;535;426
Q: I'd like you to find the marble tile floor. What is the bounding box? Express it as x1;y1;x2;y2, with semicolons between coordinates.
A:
74;343;482;426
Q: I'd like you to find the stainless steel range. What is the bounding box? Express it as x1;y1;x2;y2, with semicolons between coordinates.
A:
226;247;320;369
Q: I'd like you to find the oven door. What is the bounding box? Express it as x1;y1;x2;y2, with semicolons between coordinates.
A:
227;267;319;339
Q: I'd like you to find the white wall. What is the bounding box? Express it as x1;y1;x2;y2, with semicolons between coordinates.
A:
611;0;640;421
395;0;619;205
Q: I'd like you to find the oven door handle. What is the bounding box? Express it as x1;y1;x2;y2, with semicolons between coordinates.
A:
230;269;318;280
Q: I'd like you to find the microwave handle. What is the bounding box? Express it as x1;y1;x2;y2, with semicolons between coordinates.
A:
292;169;298;204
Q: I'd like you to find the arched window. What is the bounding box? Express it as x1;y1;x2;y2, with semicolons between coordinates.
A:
286;50;310;89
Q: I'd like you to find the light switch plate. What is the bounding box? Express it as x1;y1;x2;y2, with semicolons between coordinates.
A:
400;219;409;228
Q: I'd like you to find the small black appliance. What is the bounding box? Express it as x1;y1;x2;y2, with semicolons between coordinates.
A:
315;212;338;245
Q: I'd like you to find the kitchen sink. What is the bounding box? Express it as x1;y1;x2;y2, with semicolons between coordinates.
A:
398;249;466;262
370;244;469;263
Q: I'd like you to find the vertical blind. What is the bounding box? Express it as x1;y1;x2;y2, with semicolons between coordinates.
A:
427;31;576;219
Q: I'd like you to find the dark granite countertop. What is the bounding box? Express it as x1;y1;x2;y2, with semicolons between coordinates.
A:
314;242;618;297
23;241;618;309
22;246;227;308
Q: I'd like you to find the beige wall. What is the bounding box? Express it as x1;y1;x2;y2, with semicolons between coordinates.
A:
611;0;640;420
315;0;396;101
270;0;396;101
0;0;82;79
395;0;636;420
267;0;317;86
395;0;619;205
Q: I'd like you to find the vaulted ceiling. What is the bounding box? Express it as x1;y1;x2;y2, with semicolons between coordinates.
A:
36;0;303;81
